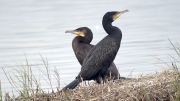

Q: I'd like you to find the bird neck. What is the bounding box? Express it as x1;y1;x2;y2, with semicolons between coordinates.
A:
103;20;113;34
72;36;91;49
103;21;121;35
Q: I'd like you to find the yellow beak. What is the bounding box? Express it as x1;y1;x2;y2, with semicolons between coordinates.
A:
113;10;129;21
65;30;85;37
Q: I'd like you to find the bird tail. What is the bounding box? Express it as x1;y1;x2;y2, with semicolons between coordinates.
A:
62;79;81;91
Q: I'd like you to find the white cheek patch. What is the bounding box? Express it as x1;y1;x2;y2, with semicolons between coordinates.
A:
80;33;85;37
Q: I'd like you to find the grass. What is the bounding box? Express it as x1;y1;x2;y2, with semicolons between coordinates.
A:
47;70;176;101
2;54;61;101
169;39;180;101
1;40;180;101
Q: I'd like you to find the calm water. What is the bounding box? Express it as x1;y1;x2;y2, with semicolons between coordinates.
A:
0;0;180;95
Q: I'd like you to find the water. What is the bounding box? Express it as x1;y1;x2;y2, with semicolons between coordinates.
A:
0;0;180;96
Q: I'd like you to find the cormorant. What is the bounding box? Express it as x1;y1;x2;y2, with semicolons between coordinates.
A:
65;27;120;83
62;10;128;90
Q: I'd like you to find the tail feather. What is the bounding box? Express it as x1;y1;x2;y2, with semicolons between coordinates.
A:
62;79;80;91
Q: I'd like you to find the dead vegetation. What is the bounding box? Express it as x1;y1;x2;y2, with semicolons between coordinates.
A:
5;69;179;101
39;70;180;101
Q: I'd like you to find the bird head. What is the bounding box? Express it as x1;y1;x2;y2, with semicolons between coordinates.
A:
65;27;93;38
65;28;85;37
103;10;129;22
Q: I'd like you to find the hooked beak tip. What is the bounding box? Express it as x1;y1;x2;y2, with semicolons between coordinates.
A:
65;30;74;34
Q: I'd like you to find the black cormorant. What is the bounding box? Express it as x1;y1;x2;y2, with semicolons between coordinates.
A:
62;10;128;90
65;27;120;83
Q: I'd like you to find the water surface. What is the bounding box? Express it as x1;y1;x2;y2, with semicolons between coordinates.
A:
0;0;180;95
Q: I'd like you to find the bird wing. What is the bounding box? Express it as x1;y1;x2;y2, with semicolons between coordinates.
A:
77;37;119;80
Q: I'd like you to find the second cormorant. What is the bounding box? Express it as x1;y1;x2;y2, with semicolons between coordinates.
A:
65;27;120;83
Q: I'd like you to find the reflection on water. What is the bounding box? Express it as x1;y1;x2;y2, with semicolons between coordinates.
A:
0;0;180;95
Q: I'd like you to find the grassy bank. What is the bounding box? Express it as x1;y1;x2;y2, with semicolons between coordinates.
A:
56;70;180;101
3;70;179;101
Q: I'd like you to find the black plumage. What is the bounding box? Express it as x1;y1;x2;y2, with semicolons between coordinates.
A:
62;10;128;90
65;27;120;83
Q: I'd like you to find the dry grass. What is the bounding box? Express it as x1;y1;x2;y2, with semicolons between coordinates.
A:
8;69;178;101
34;70;178;101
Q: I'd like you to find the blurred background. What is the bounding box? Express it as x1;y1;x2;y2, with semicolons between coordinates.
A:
0;0;180;96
